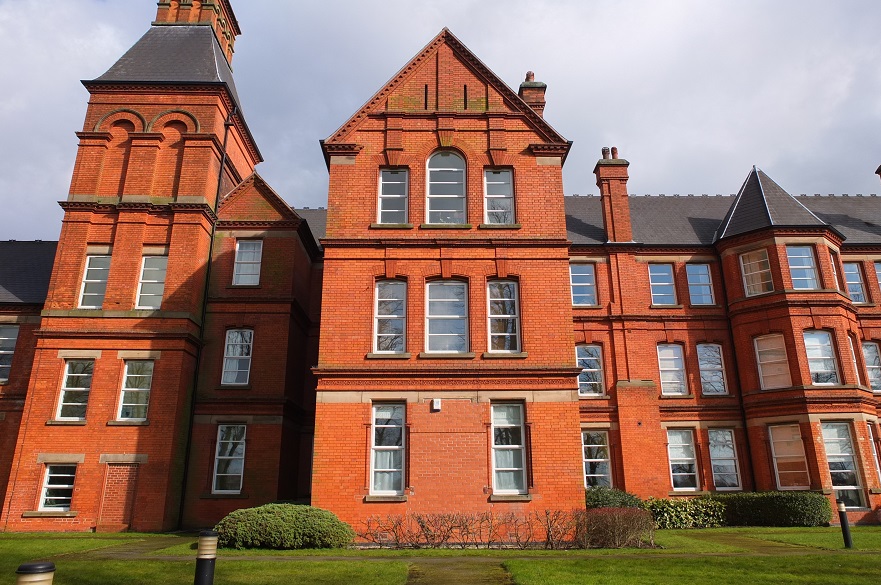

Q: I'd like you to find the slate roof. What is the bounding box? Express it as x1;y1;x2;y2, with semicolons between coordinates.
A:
294;208;328;249
0;241;57;304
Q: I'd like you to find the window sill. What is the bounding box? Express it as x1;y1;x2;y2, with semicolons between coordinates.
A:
418;352;476;359
659;393;693;399
853;302;877;307
478;223;521;230
364;495;408;503
650;304;683;309
369;223;413;229
22;511;78;518
870;488;881;495
227;284;262;289
0;381;8;386
201;493;250;499
420;223;472;230
107;420;149;426
579;394;610;400
689;304;720;308
366;352;411;360
700;393;731;398
481;352;528;359
489;494;532;502
46;420;86;426
667;491;707;497
217;384;252;391
573;304;601;309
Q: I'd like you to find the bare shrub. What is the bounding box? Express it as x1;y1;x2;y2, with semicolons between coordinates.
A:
581;507;655;549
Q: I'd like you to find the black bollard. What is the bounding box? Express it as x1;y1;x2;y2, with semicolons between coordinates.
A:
194;530;218;585
16;562;56;584
836;500;853;549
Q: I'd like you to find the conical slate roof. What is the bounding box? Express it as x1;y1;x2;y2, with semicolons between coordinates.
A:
715;167;829;241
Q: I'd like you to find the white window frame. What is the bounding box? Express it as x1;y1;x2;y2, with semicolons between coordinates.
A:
657;344;687;395
769;424;810;490
378;169;409;224
232;240;263;286
648;263;676;305
867;423;881;486
754;334;791;390
708;429;741;490
875;261;881;294
740;249;773;296
803;330;840;385
570;264;597;306
425;281;468;353
848;336;862;386
483;168;514;225
821;422;865;508
685;263;714;305
576;345;604;396
830;252;841;291
582;430;612;488
667;428;698;491
843;262;867;303
487;280;520;353
370;403;406;496
0;325;20;383
57;359;94;420
374;280;406;354
863;342;881;392
222;329;253;385
118;360;153;421
491;403;527;495
426;151;466;225
136;256;168;309
212;424;246;494
39;464;77;511
697;343;727;395
786;246;819;290
79;255;111;308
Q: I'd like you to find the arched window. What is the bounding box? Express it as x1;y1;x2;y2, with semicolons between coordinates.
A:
427;152;465;224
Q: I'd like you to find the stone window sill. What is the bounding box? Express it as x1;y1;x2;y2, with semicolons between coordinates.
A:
700;393;732;398
667;491;708;497
689;304;721;309
579;394;610;400
418;352;476;359
364;495;408;503
201;493;250;500
107;420;149;426
478;223;521;230
22;511;78;518
870;488;881;495
489;494;532;502
227;284;262;289
659;394;693;399
217;384;251;391
46;420;86;426
650;304;684;309
481;352;528;359
369;223;413;229
419;224;472;230
573;304;601;309
366;353;411;360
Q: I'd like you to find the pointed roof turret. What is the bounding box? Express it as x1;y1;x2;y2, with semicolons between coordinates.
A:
715;167;832;241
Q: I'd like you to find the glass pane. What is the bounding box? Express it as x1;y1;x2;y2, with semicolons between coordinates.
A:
214;475;242;492
492;405;522;425
494;427;522;446
494;449;523;469
373;450;403;469
374;405;404;424
495;470;524;491
373;471;402;492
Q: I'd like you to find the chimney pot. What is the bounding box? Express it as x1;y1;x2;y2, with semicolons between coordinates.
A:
525;71;535;82
602;147;611;160
611;147;619;160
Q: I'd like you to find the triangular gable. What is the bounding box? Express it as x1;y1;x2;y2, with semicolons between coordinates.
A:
324;28;568;147
218;173;299;224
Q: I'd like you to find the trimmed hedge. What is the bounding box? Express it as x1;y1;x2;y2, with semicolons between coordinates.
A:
215;503;355;549
643;497;724;529
708;491;832;527
585;487;643;509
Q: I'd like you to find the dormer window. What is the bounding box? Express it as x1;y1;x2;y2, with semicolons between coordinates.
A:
427;152;465;224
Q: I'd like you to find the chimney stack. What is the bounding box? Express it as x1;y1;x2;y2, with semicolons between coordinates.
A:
518;71;547;118
595;146;633;243
876;164;881;184
155;0;241;64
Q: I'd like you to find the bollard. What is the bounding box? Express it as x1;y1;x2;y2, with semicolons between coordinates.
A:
16;562;55;584
837;500;853;549
194;530;218;585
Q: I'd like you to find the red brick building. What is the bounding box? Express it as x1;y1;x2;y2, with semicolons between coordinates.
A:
0;0;880;531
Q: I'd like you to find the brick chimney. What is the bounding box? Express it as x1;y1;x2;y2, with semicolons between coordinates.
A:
595;147;633;243
518;71;547;118
155;0;241;63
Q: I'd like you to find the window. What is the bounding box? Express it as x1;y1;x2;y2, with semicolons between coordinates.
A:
769;424;810;489
697;343;727;395
371;403;405;495
582;430;612;488
843;262;866;303
830;252;841;290
222;329;253;385
40;465;76;511
576;345;604;396
374;281;406;353
786;246;819;290
754;334;791;389
484;169;514;224
863;342;881;392
821;422;864;508
378;169;408;224
426;281;468;352
875;262;881;292
740;249;773;296
685;264;714;305
0;325;19;383
57;360;94;420
213;424;246;494
570;264;597;306
848;337;862;386
79;255;110;308
233;240;262;286
492;403;526;494
487;281;520;352
648;264;676;305
867;423;881;485
657;344;686;395
803;331;839;385
136;256;167;309
667;429;698;490
118;360;153;421
708;429;741;490
427;151;465;224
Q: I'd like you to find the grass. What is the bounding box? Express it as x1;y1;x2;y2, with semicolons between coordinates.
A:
738;526;881;550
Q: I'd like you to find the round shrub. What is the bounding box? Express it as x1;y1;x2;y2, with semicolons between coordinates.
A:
585;486;643;509
214;503;355;549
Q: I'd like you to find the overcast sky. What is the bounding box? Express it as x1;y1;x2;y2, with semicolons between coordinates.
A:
2;0;880;241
